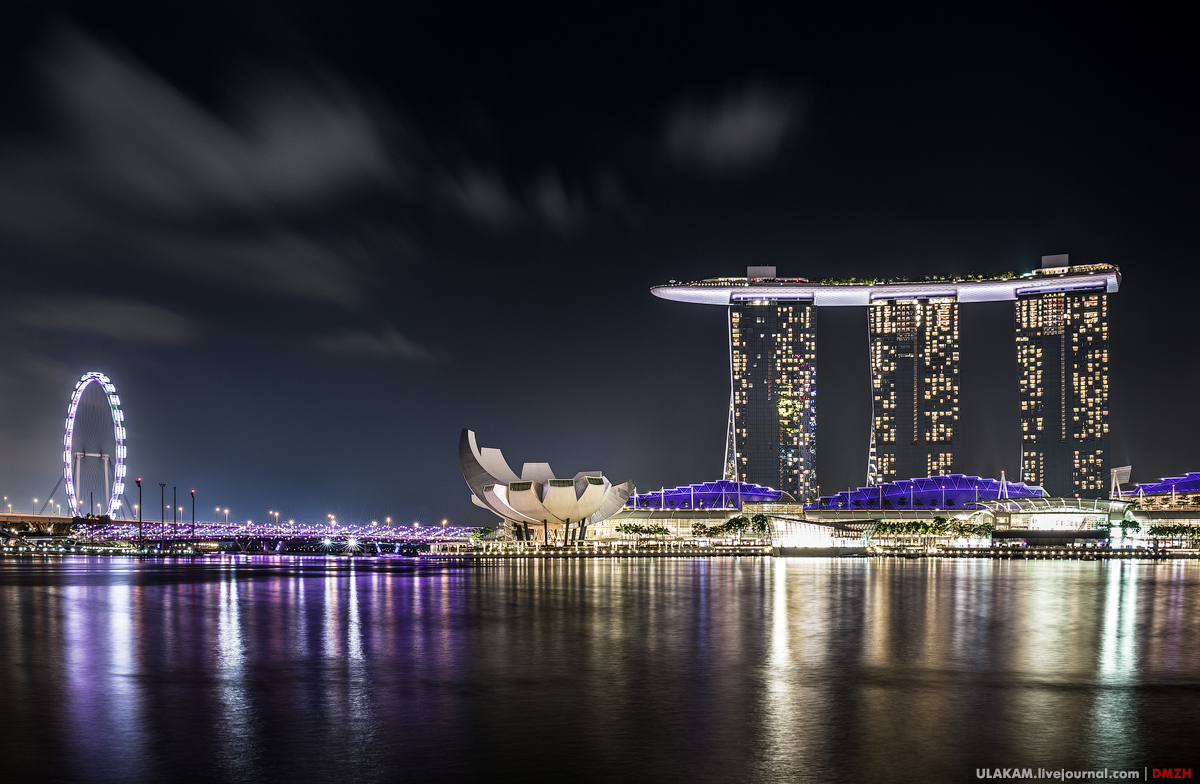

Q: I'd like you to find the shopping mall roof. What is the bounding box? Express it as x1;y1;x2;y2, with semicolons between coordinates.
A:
626;480;787;510
1123;472;1200;496
810;474;1044;511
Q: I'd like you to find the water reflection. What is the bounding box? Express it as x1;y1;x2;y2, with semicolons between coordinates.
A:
0;556;1198;783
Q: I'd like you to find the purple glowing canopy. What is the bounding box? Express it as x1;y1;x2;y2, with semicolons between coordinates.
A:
809;474;1044;511
1125;472;1200;495
626;480;786;510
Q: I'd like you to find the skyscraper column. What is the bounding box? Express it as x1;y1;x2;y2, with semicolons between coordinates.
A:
1016;279;1109;497
728;295;817;500
868;296;960;483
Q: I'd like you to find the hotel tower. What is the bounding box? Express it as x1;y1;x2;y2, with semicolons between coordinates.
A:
727;281;818;499
868;296;960;484
653;255;1118;500
1015;256;1111;496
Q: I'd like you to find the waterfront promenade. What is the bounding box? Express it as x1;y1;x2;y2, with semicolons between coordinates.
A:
425;540;773;559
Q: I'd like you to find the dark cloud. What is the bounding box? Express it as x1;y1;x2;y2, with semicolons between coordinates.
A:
9;295;197;343
665;82;807;173
0;26;402;306
441;165;626;236
312;326;437;361
530;171;589;235
443;167;525;229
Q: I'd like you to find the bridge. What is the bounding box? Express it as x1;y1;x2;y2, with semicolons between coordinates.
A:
1;512;476;555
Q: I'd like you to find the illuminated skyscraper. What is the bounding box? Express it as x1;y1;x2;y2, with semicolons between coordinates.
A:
727;295;818;500
1016;257;1110;497
868;297;959;483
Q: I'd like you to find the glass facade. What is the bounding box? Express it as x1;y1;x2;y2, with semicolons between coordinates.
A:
868;297;960;483
1016;290;1110;497
727;300;817;500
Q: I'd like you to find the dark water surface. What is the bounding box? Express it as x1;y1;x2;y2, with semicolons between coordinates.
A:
1;556;1198;783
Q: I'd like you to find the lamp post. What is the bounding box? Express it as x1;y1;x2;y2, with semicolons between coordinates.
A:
136;478;142;549
191;489;195;541
224;508;229;524
159;483;165;551
173;487;178;545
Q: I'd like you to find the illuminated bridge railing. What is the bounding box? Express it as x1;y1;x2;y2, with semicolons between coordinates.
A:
78;522;476;543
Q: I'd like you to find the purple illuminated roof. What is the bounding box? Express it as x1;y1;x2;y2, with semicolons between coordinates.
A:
1124;472;1200;495
809;474;1044;511
625;480;786;510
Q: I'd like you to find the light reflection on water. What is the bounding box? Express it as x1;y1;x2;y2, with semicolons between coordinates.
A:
1;556;1198;783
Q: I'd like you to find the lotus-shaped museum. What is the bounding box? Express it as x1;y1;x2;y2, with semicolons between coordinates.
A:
459;429;634;542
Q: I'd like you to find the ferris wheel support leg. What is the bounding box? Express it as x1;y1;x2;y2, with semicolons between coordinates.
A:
75;453;82;514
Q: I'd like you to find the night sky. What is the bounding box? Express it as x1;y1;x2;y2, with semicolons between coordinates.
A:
0;2;1194;525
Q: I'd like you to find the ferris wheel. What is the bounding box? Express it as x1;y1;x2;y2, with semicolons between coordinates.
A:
63;372;127;518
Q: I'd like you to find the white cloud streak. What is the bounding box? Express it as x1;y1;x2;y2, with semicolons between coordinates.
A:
443;168;526;228
0;26;403;306
441;165;622;236
313;327;437;361
665;82;807;173
9;296;198;343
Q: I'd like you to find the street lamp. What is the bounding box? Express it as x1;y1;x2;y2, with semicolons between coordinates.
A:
224;508;229;524
159;484;166;551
